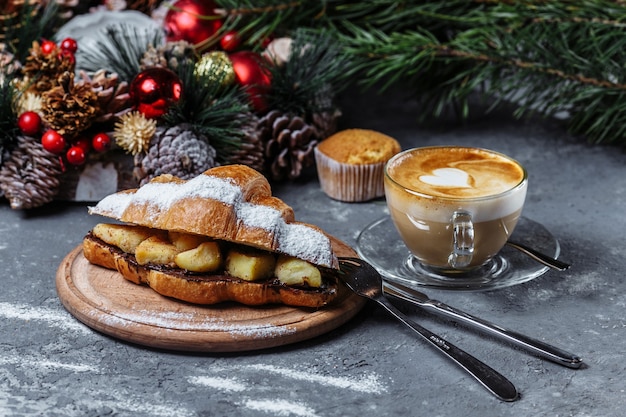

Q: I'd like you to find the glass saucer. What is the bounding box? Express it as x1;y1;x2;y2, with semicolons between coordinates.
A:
355;216;561;291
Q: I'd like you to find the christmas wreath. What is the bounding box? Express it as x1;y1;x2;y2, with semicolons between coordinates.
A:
1;1;624;209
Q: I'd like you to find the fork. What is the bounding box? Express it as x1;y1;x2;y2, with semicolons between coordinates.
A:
338;257;519;402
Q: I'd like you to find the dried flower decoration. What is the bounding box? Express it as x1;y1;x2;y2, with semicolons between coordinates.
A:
113;110;156;155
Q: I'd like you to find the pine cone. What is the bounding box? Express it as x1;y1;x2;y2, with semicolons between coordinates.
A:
311;108;342;139
310;84;342;138
0;134;63;209
258;110;321;181
79;69;131;123
21;41;74;94
140;41;197;71
133;124;218;186
225;114;265;173
41;71;99;140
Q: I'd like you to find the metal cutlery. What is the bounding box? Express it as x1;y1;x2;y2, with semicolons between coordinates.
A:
506;240;570;271
338;257;520;402
383;280;582;368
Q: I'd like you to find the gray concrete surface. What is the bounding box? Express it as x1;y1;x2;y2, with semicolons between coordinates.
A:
0;89;624;416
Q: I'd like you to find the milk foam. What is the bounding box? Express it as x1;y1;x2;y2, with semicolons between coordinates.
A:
387;147;525;199
419;168;471;188
385;147;527;222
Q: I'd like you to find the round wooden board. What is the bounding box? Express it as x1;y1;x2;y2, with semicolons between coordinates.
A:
56;237;366;352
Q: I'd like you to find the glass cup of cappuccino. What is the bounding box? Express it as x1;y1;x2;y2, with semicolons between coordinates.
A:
384;146;528;275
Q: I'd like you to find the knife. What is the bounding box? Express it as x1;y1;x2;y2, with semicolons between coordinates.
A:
383;281;583;369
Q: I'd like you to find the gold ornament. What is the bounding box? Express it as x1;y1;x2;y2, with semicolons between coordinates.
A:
113;111;157;155
194;51;235;88
15;92;43;116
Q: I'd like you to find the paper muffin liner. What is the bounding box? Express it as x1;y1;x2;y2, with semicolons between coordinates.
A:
314;147;386;202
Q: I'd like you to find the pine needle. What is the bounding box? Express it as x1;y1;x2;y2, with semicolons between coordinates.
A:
79;24;164;82
0;76;18;152
3;1;59;62
215;0;626;146
266;29;349;116
163;60;250;160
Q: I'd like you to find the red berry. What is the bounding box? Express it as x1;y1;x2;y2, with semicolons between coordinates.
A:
41;130;66;154
220;30;241;52
18;111;42;136
40;39;56;54
66;146;86;165
91;132;111;152
60;37;77;53
59;49;75;64
73;137;91;153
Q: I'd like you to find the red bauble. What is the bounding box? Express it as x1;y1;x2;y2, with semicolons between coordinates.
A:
66;146;86;165
220;30;241;52
129;68;183;118
164;0;222;45
41;130;66;154
229;51;272;112
92;133;111;152
18;111;42;136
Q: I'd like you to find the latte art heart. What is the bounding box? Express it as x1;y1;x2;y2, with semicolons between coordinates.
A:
419;168;471;188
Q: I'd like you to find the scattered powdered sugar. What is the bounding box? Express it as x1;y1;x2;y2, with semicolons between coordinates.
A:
90;191;133;217
89;172;335;267
241;399;319;417
93;308;296;338
238;201;284;229
0;302;91;335
0;355;97;373
188;376;247;392
89;175;241;219
244;364;387;394
277;223;333;266
188;364;389;417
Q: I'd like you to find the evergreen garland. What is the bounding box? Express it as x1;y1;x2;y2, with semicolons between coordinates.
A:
2;1;59;63
217;0;626;146
266;29;348;116
78;24;164;82
0;75;18;155
164;59;250;161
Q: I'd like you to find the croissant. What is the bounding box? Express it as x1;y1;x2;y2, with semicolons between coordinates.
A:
83;165;344;308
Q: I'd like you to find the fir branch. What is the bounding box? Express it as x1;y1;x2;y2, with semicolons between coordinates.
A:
217;0;333;47
164;60;250;160
3;1;60;62
0;76;18;152
216;0;626;145
266;29;349;116
78;25;164;82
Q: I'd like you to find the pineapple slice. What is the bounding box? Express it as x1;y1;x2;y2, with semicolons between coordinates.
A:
135;236;179;266
168;231;210;251
226;248;276;281
175;242;222;272
92;223;156;254
274;255;322;287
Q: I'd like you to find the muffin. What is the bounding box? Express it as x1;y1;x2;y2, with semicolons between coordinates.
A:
314;129;401;202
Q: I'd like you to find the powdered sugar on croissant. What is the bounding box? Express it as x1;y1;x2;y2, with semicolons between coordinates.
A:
89;165;338;268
